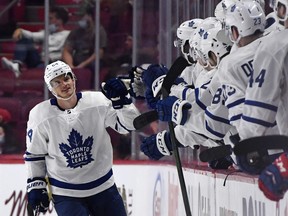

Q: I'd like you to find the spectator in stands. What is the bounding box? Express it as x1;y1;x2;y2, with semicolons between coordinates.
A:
1;6;70;78
115;34;132;68
0;108;19;154
62;4;107;74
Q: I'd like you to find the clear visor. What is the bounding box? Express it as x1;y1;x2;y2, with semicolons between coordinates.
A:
50;73;73;89
174;38;183;47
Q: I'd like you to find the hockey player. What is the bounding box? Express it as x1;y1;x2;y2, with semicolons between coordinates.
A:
140;18;232;163
237;0;288;201
142;1;267;171
24;60;140;215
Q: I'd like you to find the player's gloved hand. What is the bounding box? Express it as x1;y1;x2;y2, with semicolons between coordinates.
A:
101;78;132;109
27;177;49;213
140;130;172;160
258;153;288;201
128;66;146;99
145;88;159;109
156;96;191;125
142;64;168;90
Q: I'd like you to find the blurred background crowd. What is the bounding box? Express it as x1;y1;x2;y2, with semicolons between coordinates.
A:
0;0;273;162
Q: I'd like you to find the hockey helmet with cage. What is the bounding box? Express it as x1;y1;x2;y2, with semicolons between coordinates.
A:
225;1;266;44
44;60;75;91
214;0;238;24
189;17;222;64
273;0;288;21
174;18;203;64
199;26;231;68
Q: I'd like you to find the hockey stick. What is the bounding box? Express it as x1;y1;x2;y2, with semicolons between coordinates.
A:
159;56;192;216
199;135;288;162
133;58;189;130
27;202;35;216
27;203;40;216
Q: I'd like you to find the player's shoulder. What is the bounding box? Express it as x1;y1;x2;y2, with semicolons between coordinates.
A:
29;99;54;123
258;30;288;55
80;91;110;107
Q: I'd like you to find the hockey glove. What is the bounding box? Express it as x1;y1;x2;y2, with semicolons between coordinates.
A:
27;177;49;213
258;153;288;201
145;88;159;109
156;96;191;125
128;66;146;99
102;78;132;109
142;64;168;90
140;130;172;160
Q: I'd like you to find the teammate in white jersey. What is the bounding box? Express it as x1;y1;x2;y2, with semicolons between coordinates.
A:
140;18;232;163
237;0;288;201
24;60;140;215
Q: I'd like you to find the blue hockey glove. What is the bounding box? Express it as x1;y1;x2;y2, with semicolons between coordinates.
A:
27;177;49;213
258;153;288;201
145;88;159;109
142;64;168;90
140;130;172;160
101;78;132;109
156;96;191;125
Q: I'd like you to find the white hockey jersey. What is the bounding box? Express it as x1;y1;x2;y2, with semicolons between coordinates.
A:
24;91;140;197
239;29;288;140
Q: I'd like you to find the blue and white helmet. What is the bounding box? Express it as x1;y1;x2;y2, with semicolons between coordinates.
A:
225;1;266;44
189;17;222;63
44;60;75;91
199;26;231;68
174;18;203;64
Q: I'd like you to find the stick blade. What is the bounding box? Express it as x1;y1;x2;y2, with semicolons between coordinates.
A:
133;110;158;130
234;135;288;156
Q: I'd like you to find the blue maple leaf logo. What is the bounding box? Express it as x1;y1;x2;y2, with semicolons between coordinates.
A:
59;129;94;169
188;20;195;27
203;32;209;39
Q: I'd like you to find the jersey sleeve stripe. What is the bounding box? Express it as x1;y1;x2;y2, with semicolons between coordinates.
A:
229;114;242;122
205;110;230;124
242;115;277;127
48;169;113;190
116;116;131;132
226;98;245;109
195;88;207;110
182;87;189;100
244;100;278;112
205;121;225;138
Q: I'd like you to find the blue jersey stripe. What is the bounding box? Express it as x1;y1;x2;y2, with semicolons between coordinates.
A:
182;87;189;100
205;121;225;138
49;169;113;190
195;88;207;110
242;115;276;127
205;110;230;124
230;114;242;122
245;100;278;112
116;116;130;132
24;156;45;161
226;98;245;109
